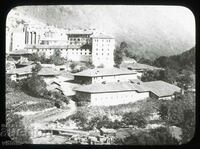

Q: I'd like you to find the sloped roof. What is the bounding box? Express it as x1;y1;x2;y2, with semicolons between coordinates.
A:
17;61;34;66
121;63;163;70
142;80;181;97
74;81;150;93
9;49;32;55
75;79;181;97
67;30;93;35
67;45;82;49
91;33;114;39
123;57;137;63
73;67;137;77
59;70;74;80
7;64;34;75
38;67;60;76
25;45;69;49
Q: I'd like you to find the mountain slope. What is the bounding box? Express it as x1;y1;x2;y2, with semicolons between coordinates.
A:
7;6;195;59
153;47;195;72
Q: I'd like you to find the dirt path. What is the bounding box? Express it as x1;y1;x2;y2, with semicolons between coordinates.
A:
21;100;77;142
23;100;76;124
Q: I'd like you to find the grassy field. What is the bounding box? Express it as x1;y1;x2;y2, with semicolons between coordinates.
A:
6;91;55;112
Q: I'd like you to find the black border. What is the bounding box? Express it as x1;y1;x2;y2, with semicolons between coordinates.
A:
0;0;199;148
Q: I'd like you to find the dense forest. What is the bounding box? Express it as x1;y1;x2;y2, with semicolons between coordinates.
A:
139;47;195;89
153;47;195;73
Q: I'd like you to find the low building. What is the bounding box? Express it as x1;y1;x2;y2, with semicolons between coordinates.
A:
120;62;164;78
74;81;150;106
123;56;137;64
142;80;181;100
73;67;138;85
16;61;34;68
74;80;181;106
8;49;32;62
6;65;34;81
6;61;16;72
38;67;60;84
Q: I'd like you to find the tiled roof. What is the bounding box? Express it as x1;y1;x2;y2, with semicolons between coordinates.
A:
17;61;34;66
75;79;181;97
59;70;74;79
121;63;163;70
67;30;93;35
91;33;114;39
74;81;150;93
38;67;60;76
73;67;137;77
142;80;181;97
67;45;82;49
25;45;69;49
40;64;56;68
25;44;88;49
7;65;34;75
9;49;32;55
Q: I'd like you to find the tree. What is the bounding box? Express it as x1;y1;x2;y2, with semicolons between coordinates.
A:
114;48;123;68
71;111;88;130
114;42;128;68
26;63;47;97
70;62;76;70
138;58;152;65
157;93;195;144
28;52;40;62
88;116;103;130
51;49;65;65
114;127;179;145
122;112;147;128
6;108;32;144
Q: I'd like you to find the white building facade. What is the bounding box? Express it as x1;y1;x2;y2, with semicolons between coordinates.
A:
11;24;116;68
90;91;149;106
91;35;115;68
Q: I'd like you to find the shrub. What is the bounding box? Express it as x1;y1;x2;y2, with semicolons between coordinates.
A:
6;109;32;144
122;112;147;128
114;127;179;145
71;111;88;130
157;93;195;143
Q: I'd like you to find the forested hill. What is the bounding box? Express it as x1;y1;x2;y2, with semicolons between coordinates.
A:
152;47;195;73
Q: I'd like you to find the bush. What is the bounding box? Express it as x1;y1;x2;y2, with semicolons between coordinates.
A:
122;112;147;128
71;111;88;130
6;109;32;144
114;127;179;145
157;93;195;143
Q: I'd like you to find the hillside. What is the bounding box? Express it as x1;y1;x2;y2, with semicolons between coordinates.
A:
153;47;195;73
7;6;195;59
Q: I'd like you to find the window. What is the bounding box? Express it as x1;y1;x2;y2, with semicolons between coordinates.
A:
96;53;98;55
102;53;103;55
